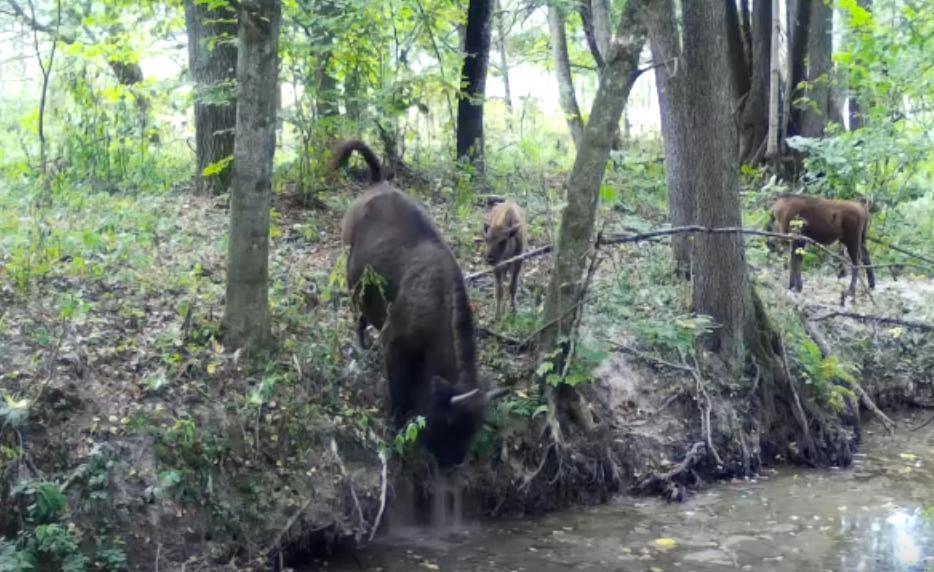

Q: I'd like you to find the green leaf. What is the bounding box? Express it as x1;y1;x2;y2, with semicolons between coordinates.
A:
201;156;234;178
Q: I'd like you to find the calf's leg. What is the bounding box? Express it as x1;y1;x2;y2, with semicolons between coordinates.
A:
861;242;876;290
789;240;805;292
844;238;861;300
508;261;521;313
493;267;505;319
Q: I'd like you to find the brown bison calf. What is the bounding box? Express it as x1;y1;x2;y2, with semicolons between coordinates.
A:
767;194;876;299
482;200;525;319
334;140;505;467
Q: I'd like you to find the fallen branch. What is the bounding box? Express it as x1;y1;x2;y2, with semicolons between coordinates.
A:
467;224;926;286
477;326;524;349
465;244;553;282
868;235;934;266
605;340;694;373
811;310;934;333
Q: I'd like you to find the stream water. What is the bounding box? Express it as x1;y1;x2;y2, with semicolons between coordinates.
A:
321;416;934;572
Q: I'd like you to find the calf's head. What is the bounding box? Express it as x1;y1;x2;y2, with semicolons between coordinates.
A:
482;221;521;265
421;376;508;467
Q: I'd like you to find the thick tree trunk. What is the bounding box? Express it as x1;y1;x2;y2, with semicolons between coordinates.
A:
495;0;513;113
185;0;238;195
548;6;584;149
798;0;835;137
683;0;754;367
223;0;281;351
649;0;692;279
725;0;750;102
540;0;649;352
456;0;494;168
739;0;772;164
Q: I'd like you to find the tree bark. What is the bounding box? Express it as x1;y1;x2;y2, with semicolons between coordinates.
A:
312;0;341;127
683;0;754;366
739;0;772;164
577;0;605;71
456;0;494;168
591;0;611;60
649;0;692;279
798;0;835;137
223;0;281;351
540;0;650;352
548;5;584;149
495;0;513;113
725;0;750;102
184;0;238;195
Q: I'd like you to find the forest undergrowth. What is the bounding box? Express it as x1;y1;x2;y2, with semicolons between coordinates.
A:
2;149;934;570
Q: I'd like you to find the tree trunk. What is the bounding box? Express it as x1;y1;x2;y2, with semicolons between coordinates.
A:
540;0;650;352
846;0;871;130
683;0;754;367
344;66;364;124
495;0;513;113
739;0;772;164
548;5;584;149
184;0;238;195
456;0;494;168
577;0;605;71
649;0;692;279
313;0;341;128
725;0;750;102
765;0;781;159
223;0;281;351
591;0;611;60
798;0;835;137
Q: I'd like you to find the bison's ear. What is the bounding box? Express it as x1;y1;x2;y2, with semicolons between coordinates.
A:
482;222;490;236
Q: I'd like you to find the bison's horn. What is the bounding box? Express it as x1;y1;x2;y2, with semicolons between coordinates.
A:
449;388;481;405
485;388;510;401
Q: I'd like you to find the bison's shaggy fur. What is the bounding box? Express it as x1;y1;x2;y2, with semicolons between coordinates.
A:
333;140;503;467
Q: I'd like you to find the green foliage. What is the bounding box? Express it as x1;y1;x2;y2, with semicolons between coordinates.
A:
384;416;427;458
2;482;88;571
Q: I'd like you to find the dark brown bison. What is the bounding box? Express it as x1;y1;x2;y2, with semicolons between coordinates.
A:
334;140;506;467
767;194;876;298
482;200;525;319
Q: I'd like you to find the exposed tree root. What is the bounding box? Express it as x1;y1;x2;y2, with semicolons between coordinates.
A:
633;441;705;502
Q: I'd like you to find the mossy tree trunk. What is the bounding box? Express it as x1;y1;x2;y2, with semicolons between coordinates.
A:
540;0;650;353
223;0;281;351
184;0;238;195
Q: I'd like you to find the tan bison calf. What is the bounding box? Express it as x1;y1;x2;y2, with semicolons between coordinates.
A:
482;200;525;319
334;140;506;467
767;194;875;299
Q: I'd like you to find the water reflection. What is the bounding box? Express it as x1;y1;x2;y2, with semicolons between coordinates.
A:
322;420;934;572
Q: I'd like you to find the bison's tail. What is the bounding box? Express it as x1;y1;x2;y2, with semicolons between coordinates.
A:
450;273;478;388
329;140;383;184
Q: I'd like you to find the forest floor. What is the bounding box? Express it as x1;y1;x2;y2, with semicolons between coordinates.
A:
1;174;933;571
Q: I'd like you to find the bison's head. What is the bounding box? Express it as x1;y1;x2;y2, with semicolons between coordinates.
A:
482;222;521;266
765;211;783;255
422;376;508;467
